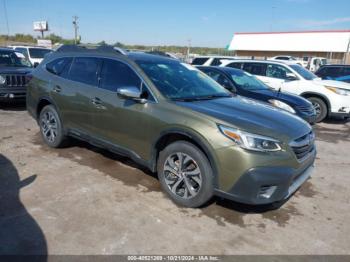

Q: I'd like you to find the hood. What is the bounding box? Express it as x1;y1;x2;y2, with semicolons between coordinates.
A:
176;96;311;141
313;79;350;90
252;89;312;107
0;66;33;74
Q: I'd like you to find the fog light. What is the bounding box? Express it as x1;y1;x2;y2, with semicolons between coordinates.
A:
258;185;277;199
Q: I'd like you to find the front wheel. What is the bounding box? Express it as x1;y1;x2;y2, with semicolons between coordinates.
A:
307;97;328;123
157;141;214;208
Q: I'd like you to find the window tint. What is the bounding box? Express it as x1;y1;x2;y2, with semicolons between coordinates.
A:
68;57;100;86
266;64;292;79
100;59;141;92
276;57;289;60
191;57;209;65
243;63;267;76
227;62;242;69
46;57;73;76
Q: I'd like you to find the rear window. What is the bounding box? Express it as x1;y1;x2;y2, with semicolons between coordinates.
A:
46;57;73;76
29;48;52;59
68;57;100;86
191;57;209;65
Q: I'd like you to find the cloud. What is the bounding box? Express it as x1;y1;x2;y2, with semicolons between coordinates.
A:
299;17;350;27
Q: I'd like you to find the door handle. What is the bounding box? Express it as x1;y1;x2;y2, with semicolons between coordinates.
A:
91;97;101;105
53;85;62;93
91;97;106;109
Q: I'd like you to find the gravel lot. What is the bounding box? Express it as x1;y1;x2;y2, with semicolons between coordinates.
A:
0;103;349;255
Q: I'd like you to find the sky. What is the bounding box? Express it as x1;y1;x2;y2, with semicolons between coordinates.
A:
1;0;350;47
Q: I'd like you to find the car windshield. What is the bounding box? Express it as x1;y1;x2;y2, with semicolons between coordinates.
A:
290;64;317;80
29;48;51;59
229;70;269;91
0;51;32;67
136;60;231;100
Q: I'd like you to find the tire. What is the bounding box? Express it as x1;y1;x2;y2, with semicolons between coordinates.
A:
307;97;327;123
38;105;67;148
157;141;214;208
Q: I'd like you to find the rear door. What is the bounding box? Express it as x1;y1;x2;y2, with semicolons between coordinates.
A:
49;56;101;134
242;62;271;86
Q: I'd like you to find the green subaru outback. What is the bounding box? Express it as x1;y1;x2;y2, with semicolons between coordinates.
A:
27;45;316;208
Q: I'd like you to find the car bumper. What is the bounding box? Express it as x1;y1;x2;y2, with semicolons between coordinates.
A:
299;113;317;124
330;95;350;117
214;148;316;205
0;87;26;101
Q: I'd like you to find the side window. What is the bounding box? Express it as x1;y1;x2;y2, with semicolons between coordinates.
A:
204;69;234;89
15;48;28;58
243;63;267;76
323;67;343;77
266;64;292;79
46;57;73;76
100;59;141;92
343;67;350;75
68;57;100;86
227;62;242;69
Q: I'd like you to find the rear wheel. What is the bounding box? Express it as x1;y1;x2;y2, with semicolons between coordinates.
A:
39;105;67;148
307;97;327;123
157;141;214;208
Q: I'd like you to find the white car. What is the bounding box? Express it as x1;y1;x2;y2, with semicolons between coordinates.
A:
270;56;303;65
191;56;237;66
220;59;350;122
9;46;52;67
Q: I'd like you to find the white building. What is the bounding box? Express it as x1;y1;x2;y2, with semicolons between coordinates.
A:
228;30;350;63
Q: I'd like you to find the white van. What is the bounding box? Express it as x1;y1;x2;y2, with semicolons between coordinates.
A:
220;59;350;122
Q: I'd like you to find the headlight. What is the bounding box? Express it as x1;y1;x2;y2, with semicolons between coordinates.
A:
325;86;350;96
219;125;282;152
0;75;5;85
268;99;296;113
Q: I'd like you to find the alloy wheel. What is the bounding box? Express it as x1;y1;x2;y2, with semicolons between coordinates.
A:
312;102;321;117
40;111;58;143
163;152;202;199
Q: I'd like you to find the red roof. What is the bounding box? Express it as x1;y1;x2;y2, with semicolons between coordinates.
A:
234;29;350;35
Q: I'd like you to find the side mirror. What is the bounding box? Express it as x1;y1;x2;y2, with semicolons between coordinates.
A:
117;86;147;104
34;62;39;68
286;73;298;81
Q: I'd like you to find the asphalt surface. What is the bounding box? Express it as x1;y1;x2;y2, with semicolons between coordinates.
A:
0;103;349;255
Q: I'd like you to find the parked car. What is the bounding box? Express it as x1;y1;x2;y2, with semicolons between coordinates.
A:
270;56;303;65
9;45;52;67
27;45;316;208
303;56;328;72
197;66;316;124
220;59;350;122
315;64;350;83
0;48;32;102
191;56;236;66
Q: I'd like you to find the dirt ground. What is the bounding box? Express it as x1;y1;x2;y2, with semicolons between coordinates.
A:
0;104;349;255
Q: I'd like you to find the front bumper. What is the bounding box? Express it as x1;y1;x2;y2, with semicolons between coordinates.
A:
299;112;317;124
215;148;316;205
0;87;26;101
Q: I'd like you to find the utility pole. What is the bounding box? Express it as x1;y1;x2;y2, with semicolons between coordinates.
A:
187;38;191;60
3;0;10;42
72;16;79;45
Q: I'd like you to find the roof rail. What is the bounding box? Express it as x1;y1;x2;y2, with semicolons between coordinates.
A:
56;44;128;55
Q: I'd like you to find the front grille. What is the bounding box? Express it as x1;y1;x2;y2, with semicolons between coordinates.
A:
290;131;315;161
5;75;27;87
296;105;315;114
